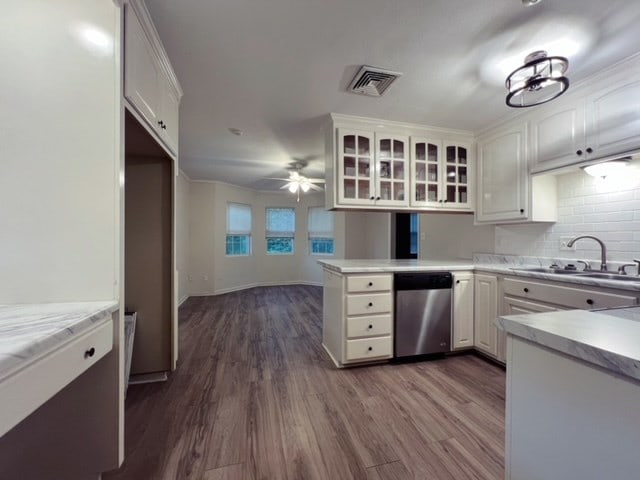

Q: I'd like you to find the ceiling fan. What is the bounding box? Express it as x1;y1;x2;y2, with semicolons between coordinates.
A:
268;163;325;201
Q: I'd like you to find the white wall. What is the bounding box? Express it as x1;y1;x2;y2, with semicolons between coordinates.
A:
495;170;640;262
187;181;343;295
344;211;392;259
419;213;495;260
176;171;191;304
0;1;120;303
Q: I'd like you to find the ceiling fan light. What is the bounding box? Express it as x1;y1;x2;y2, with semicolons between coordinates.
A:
300;182;310;192
288;183;299;193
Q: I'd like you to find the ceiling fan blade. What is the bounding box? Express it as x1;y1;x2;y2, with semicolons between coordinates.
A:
280;183;292;190
308;183;324;192
307;178;325;183
265;177;291;181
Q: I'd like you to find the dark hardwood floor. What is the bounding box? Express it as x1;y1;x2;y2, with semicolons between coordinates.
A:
105;285;505;480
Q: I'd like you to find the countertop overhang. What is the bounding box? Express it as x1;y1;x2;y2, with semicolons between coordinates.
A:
498;307;640;382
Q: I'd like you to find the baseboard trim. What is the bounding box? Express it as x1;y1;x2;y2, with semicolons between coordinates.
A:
128;371;168;385
188;281;322;297
322;343;342;368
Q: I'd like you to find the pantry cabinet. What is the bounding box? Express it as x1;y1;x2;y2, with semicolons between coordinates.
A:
124;0;182;156
327;114;474;212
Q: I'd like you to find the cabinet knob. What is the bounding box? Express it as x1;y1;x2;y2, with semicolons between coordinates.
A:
158;120;164;127
443;199;448;203
456;280;460;284
368;324;373;329
162;123;167;130
376;196;381;201
84;347;96;358
439;199;443;203
520;209;525;214
586;147;593;154
523;288;529;293
370;196;375;200
368;346;373;352
368;282;373;287
368;302;373;307
586;298;594;305
576;149;583;156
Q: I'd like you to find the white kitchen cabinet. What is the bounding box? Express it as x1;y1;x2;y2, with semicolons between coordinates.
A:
474;273;498;357
476;122;557;224
326;114;474;212
411;138;473;210
322;269;394;367
529;59;640;173
336;129;409;207
125;0;182;157
452;272;474;350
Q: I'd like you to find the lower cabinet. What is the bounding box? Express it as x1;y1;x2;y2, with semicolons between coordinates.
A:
452;272;474;350
474;273;499;357
322;270;394;367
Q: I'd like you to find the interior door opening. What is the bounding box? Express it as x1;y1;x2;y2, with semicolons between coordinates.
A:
394;212;419;259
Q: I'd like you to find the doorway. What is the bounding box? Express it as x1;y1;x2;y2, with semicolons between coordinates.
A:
394;212;419;259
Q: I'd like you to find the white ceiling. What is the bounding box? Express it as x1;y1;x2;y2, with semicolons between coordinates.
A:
146;0;640;190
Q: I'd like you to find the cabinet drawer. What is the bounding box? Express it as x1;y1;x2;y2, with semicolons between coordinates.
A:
503;277;638;309
346;293;392;316
345;336;393;362
346;314;392;339
346;274;392;293
0;317;113;438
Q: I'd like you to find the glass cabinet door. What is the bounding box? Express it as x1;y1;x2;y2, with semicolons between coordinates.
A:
411;137;442;207
443;142;472;209
375;134;409;206
337;129;375;204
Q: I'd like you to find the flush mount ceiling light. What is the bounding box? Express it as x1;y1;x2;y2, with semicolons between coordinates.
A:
522;0;542;6
581;158;630;178
505;50;569;108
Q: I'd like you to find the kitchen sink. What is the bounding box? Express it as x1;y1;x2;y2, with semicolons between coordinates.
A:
510;267;583;275
574;272;640;283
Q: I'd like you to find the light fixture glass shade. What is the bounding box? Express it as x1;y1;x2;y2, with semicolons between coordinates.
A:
300;182;310;192
506;51;569;108
288;183;299;193
582;159;629;178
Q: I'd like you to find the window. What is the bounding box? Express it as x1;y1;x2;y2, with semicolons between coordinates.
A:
410;213;419;257
266;207;295;254
226;203;252;256
308;207;334;255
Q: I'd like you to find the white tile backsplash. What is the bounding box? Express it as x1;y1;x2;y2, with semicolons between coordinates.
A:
495;170;640;262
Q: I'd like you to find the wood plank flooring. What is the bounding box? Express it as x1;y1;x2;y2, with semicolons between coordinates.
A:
105;285;505;480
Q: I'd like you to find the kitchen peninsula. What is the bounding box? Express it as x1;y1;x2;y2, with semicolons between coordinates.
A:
498;307;640;479
319;257;640;367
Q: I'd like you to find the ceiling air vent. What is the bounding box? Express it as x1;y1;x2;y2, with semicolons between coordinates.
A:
348;65;403;97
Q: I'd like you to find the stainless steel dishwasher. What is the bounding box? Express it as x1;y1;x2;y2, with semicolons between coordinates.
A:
394;272;453;357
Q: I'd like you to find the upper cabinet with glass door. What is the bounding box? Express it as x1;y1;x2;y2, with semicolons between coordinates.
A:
375;134;409;207
410;138;473;211
326;114;474;212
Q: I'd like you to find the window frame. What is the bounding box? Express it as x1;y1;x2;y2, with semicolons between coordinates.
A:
308;206;335;256
265;207;296;255
226;202;252;257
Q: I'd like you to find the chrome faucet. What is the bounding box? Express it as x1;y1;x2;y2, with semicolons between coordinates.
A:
566;235;608;271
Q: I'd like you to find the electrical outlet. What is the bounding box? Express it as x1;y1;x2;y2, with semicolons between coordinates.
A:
560;236;575;251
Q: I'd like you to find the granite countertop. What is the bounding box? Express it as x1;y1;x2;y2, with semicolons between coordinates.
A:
0;301;118;381
497;306;640;382
317;258;640;292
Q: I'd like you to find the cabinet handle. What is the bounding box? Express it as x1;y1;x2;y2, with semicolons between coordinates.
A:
586;147;593;154
158;120;164;127
586;299;594;305
523;288;529;293
576;149;583;156
520;209;525;214
368;346;373;352
161;123;167;130
368;282;373;287
368;302;373;307
368;324;373;329
84;347;96;359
